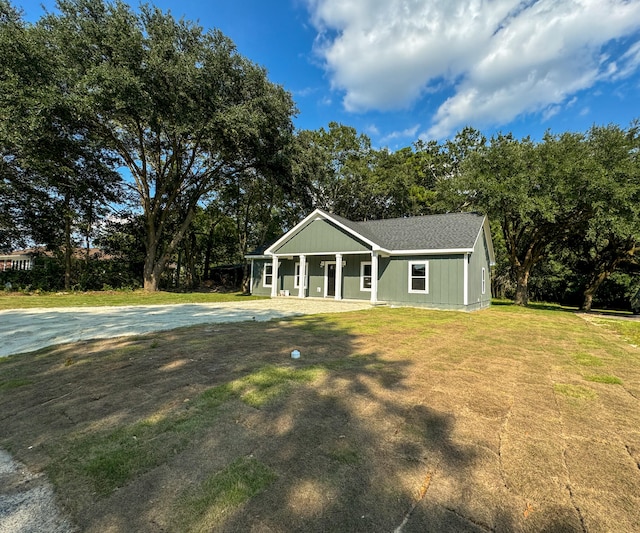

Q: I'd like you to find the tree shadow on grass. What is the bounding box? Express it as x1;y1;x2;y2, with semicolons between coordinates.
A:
0;311;583;532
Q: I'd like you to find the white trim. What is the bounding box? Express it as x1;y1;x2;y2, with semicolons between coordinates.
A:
472;216;496;266
272;250;369;256
388;248;472;255
265;208;378;255
482;267;486;295
335;253;343;300
323;261;336;298
249;259;254;294
463;253;469;306
370;251;379;304
408;260;429;294
360;261;372;292
270;256;279;297
263;262;273;288
293;255;309;298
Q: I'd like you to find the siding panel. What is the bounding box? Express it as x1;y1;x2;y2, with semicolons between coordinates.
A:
274;219;370;254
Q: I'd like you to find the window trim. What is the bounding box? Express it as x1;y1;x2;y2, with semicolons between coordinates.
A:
360;261;372;292
294;262;307;289
408;260;429;294
263;263;273;288
481;267;486;295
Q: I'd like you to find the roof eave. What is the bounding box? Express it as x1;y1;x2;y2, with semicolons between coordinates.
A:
387;248;474;255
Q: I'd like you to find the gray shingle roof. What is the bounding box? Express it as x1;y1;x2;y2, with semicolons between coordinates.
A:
357;212;485;250
321;210;485;251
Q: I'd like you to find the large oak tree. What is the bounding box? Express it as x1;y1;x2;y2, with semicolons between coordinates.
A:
43;0;295;290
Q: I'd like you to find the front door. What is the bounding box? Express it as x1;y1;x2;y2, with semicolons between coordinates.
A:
326;262;336;297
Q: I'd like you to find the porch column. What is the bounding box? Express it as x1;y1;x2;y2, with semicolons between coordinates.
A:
335;253;343;300
298;254;306;298
370;250;378;304
270;255;279;298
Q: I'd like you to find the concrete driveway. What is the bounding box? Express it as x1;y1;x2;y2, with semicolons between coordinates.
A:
0;299;371;358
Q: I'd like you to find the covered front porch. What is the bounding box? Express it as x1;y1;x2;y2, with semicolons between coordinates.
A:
262;252;381;303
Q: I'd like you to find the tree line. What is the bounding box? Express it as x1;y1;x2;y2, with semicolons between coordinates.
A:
1;0;639;310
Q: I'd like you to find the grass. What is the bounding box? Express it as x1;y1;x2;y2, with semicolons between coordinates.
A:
0;378;33;391
1;304;639;531
174;457;277;533
0;289;265;310
593;318;640;346
572;352;603;366
584;374;623;385
48;365;324;496
553;383;598;400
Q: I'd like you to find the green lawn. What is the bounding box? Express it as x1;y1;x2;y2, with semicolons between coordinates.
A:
1;304;639;532
0;290;265;310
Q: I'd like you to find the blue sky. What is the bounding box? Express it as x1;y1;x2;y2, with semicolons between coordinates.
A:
15;0;640;149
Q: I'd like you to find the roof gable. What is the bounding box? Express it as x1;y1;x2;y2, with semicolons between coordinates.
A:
263;209;494;262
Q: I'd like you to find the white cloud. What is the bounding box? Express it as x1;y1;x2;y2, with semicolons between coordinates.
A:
306;0;640;138
381;124;420;143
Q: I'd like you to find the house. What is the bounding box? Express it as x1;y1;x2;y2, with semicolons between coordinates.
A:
246;209;495;311
0;251;35;271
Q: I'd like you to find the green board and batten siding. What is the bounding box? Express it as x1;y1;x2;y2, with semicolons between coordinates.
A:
275;219;369;255
377;255;465;309
466;231;492;310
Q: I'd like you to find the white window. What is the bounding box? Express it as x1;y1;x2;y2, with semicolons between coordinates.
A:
294;262;307;289
360;261;372;291
482;267;486;295
263;263;273;287
408;261;429;294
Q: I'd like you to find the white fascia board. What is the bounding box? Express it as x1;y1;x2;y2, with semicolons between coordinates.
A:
265;208;379;254
471;216;496;266
388;248;473;255
279;250;371;256
264;209;324;255
320;213;379;249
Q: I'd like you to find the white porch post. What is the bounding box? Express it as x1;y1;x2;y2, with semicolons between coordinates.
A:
370;250;378;304
335;253;343;300
298;254;306;298
270;255;279;298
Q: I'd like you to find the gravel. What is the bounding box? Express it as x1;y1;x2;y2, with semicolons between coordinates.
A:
0;450;76;533
0;298;372;358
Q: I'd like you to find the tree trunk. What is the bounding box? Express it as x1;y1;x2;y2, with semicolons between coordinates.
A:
513;267;530;306
63;194;72;291
143;239;161;291
581;271;610;312
143;257;159;291
175;249;182;289
241;262;251;294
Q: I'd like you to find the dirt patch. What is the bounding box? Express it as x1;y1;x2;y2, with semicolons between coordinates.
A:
1;306;639;532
